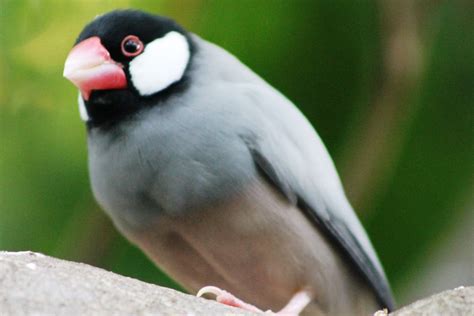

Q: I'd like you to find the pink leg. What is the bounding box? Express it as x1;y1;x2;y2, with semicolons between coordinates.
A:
197;286;312;315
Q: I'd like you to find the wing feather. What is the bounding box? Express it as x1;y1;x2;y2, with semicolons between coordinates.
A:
245;132;395;311
194;35;395;310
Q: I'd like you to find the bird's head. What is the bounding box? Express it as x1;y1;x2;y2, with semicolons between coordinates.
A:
63;10;193;125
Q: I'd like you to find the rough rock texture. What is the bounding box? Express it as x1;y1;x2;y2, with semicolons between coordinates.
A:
0;251;257;315
374;286;473;316
0;251;472;315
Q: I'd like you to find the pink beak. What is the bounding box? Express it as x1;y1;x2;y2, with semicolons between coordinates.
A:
63;37;127;100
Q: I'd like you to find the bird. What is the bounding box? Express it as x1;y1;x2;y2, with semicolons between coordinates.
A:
63;9;394;315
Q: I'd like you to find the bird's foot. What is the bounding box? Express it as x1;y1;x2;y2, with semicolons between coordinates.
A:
197;286;312;315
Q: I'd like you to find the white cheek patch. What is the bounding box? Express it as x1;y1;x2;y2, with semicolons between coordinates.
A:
78;93;89;121
129;31;190;96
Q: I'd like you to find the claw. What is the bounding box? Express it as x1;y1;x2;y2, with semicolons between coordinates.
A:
197;285;312;315
197;285;263;312
196;286;222;298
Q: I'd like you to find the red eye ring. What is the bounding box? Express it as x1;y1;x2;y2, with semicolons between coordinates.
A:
121;35;144;57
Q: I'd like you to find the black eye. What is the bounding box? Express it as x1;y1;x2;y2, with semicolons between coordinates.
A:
121;35;144;57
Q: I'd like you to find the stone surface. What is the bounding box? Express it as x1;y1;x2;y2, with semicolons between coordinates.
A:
391;286;473;316
0;251;472;315
0;251;257;315
374;286;473;316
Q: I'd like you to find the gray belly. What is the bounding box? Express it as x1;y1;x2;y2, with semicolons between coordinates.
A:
124;178;378;315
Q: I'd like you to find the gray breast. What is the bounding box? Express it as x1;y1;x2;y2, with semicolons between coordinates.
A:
87;89;262;232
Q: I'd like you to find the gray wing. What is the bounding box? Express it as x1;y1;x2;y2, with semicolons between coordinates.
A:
242;88;395;311
192;34;395;310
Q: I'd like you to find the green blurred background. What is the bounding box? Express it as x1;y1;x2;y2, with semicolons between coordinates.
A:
0;0;472;306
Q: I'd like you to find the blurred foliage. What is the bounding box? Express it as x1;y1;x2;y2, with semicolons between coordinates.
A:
0;0;472;304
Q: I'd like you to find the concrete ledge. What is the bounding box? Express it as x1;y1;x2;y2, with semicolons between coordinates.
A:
374;286;473;316
0;251;256;315
0;251;472;315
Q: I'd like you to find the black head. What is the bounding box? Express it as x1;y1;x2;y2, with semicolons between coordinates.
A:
64;10;194;127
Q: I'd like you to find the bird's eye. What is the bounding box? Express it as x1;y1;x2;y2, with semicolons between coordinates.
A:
121;35;144;57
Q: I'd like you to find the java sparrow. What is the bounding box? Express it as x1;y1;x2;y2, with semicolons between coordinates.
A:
63;10;394;315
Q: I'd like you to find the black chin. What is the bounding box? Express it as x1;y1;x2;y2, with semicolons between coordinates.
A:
85;89;140;128
85;76;191;129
